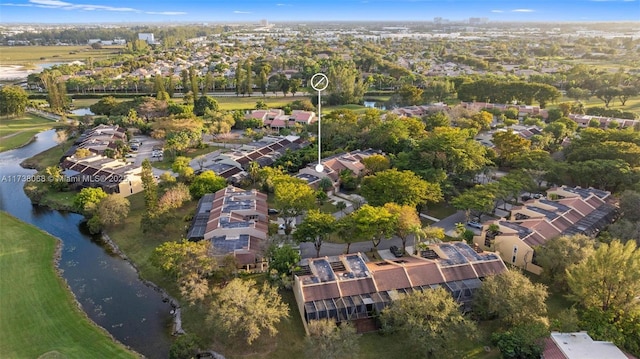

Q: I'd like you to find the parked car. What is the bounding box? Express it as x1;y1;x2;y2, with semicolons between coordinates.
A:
268;208;279;215
390;245;404;257
466;221;483;229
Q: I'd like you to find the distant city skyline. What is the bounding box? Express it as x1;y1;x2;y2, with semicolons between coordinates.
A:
0;0;638;23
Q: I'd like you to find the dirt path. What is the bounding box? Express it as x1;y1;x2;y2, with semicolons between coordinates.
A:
0;127;45;140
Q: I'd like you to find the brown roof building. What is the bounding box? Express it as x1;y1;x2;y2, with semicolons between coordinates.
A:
293;242;507;333
63;124;128;160
60;154;143;197
187;186;269;266
295;149;380;192
473;186;617;274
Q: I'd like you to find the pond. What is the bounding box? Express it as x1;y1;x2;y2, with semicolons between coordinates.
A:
69;108;94;116
363;101;387;110
0;130;174;358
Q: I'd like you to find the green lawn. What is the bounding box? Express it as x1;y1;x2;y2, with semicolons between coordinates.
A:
152;145;223;170
322;104;369;114
0;45;123;65
0;114;59;152
553;94;640;114
0;212;136;359
423;201;458;220
214;95;308;111
20;138;74;171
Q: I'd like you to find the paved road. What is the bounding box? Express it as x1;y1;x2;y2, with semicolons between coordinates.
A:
432;210;468;237
298;205;473;259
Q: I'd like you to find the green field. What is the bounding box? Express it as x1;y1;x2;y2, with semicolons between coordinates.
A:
0;114;59;152
0;212;136;359
555;95;640;114
0;45;124;65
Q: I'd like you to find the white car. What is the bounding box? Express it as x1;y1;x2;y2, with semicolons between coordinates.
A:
466;221;483;229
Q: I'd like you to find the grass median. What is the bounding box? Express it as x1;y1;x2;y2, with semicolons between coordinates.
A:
0;212;136;359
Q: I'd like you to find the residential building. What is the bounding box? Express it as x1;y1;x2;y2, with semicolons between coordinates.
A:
63;124;127;160
569;114;640;129
186;186;269;267
293;242;507;333
473;186;617;274
202;135;306;181
542;332;633;359
138;33;155;45
295;149;379;192
245;109;316;130
60;154;143;197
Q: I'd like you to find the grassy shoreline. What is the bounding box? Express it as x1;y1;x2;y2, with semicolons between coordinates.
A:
0;212;137;358
0;114;61;153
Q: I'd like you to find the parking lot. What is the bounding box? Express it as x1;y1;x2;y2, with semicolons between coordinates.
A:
124;135;168;177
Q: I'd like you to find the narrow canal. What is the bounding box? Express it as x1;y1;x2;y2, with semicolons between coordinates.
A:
0;129;173;358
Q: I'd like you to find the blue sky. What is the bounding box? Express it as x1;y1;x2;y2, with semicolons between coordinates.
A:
0;0;638;23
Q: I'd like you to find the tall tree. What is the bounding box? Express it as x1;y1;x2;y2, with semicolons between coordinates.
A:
73;187;108;216
141;159;158;214
351;204;397;249
473;270;549;328
294;209;336;258
384;203;421;255
189;170;227;199
244;60;253;96
360;169;442;207
361;154;390;175
97;195;130;227
0;85;29;117
152;240;216;304
380;288;477;359
492;130;531;167
566;240;640;312
451;184;496;221
274;179;316;233
534;234;596;290
194;95;219;116
208;278;289;345
305;319;359;359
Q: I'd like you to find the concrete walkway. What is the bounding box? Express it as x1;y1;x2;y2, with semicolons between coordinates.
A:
419;213;440;222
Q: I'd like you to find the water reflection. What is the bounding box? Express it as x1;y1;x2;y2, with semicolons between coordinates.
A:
0;130;173;358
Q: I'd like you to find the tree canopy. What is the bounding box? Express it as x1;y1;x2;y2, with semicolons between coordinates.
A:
293;209;336;258
351;204;398;249
189;171;227;199
0;85;29;117
305;319;359;359
473;270;549;328
566;240;640;312
380;288;477;359
360;168;442;207
274;178;316;232
208;278;289;345
534;234;596;290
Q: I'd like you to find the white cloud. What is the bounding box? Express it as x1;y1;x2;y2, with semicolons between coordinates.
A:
512;8;535;12
0;3;35;6
145;11;186;15
233;10;252;14
30;0;70;5
491;9;504;13
0;0;185;14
